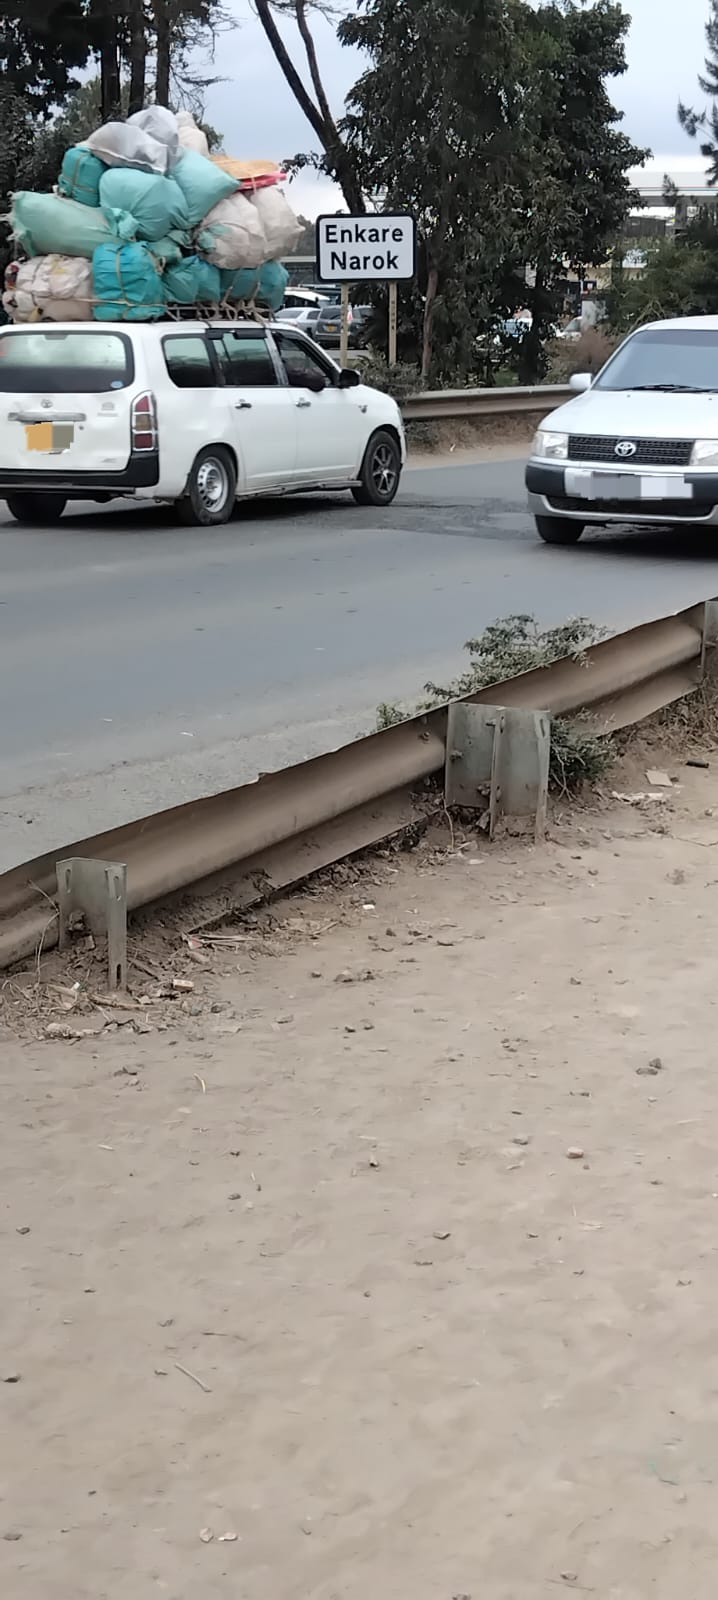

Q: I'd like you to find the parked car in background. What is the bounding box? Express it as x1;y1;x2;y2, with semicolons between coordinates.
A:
555;316;583;342
349;305;374;349
281;288;331;311
526;315;718;543
276;305;321;333
313;303;349;347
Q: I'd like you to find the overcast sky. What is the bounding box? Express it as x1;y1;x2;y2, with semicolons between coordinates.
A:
204;0;714;217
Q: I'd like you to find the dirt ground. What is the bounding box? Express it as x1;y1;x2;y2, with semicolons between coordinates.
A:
4;753;718;1599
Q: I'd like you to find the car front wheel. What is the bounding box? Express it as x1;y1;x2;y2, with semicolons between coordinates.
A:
5;492;67;526
352;430;402;507
177;447;237;527
535;515;584;545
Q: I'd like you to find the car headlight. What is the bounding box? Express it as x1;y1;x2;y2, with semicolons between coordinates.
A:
691;439;718;466
532;429;568;460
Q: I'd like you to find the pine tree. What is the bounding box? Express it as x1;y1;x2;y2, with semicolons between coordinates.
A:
678;0;718;182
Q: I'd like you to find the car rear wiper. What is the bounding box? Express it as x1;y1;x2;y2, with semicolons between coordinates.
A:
629;383;716;392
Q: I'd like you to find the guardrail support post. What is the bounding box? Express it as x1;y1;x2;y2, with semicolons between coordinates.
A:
56;858;128;991
445;703;550;840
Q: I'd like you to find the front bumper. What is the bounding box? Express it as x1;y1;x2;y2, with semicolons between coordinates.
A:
525;460;718;526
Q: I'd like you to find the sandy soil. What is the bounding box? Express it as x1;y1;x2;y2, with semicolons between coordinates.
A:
4;759;718;1599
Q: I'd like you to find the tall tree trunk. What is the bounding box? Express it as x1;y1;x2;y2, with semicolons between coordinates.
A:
97;1;121;121
518;266;546;386
254;0;364;215
154;0;171;107
421;263;439;380
128;0;147;115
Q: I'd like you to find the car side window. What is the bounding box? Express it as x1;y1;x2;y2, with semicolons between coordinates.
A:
163;335;216;389
214;332;278;387
274;331;333;387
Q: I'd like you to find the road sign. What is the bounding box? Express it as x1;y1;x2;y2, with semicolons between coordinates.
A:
315;214;416;282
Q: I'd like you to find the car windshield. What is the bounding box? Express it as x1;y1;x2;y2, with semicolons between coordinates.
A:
317;306;341;322
595;327;718;393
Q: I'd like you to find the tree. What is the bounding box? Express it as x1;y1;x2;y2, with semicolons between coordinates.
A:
339;0;534;379
337;0;643;382
253;0;365;212
679;0;718;183
513;0;646;381
0;3;91;114
622;207;718;323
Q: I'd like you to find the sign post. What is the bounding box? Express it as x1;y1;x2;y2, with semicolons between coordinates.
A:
388;282;398;368
315;213;416;369
339;282;350;368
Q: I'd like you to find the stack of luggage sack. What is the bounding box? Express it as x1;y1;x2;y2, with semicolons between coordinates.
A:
3;105;301;323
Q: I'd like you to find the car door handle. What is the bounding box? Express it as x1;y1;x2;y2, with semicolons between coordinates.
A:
234;399;252;410
296;398;312;409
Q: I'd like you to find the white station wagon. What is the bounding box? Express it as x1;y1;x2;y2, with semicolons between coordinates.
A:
526;316;718;543
0;320;405;526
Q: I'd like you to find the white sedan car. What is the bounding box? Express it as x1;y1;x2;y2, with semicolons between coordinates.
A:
526;315;718;543
0;319;405;527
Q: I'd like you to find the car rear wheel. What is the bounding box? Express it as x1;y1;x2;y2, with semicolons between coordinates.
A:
535;515;584;545
5;492;67;526
352;430;402;507
177;447;237;527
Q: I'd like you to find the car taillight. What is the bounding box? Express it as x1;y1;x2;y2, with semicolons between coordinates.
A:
131;391;157;452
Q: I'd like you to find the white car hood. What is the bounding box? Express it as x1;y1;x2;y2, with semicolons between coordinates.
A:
541;387;718;440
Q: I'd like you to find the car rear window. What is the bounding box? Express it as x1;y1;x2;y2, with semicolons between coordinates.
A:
0;330;134;393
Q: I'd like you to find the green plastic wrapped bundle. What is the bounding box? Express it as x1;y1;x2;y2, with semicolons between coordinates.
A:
99;168;189;242
11;192;124;259
92;242;166;321
164;255;221;304
219;260;288;311
58;146;107;207
149;234;186;267
173;150;238;227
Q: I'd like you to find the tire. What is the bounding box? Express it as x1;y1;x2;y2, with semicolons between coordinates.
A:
535;514;584;545
5;492;67;526
177;446;237;527
352;430;402;507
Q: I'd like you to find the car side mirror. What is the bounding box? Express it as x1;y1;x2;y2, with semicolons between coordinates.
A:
338;367;360;388
569;372;592;393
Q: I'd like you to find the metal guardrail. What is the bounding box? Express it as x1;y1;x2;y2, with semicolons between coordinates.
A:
402;383;573;421
0;603;707;973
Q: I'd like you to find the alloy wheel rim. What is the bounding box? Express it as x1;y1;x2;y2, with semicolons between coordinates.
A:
371;444;397;497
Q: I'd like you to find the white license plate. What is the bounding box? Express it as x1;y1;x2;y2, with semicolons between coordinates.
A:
565;468;693;502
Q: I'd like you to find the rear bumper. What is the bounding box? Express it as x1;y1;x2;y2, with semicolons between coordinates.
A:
0;454;160;498
525;460;718;526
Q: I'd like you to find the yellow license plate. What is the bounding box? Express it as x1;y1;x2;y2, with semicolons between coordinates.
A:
25;422;75;452
26;422;54;451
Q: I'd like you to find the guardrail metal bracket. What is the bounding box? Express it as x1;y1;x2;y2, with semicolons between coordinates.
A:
445;703;550;840
56;858;128;991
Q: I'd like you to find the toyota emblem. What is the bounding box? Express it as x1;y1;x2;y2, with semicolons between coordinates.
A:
615;439;637;459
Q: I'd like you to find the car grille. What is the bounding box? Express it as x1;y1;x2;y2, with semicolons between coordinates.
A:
547;494;712;520
567;435;694;466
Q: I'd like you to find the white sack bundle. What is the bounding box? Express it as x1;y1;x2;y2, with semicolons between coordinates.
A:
6;255;94;322
84;120;169;175
176;110;210;159
249;187;302;258
195;192;267;270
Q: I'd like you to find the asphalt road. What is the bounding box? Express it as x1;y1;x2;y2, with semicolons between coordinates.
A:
2;452;718;870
